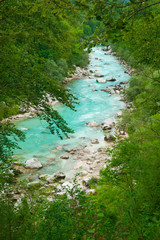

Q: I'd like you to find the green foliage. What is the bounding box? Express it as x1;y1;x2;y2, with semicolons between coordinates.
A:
0;181;116;240
45;59;68;83
0;0;92;166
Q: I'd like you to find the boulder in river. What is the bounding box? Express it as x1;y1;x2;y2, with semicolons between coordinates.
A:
25;158;43;169
120;81;128;84
101;118;115;130
94;73;104;78
106;77;116;82
86;121;99;127
109;87;116;94
96;78;107;83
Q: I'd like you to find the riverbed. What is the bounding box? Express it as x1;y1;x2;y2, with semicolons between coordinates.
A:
14;47;130;181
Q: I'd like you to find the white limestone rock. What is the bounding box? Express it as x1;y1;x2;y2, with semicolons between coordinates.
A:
25;158;43;169
90;138;99;144
96;78;107;83
106;77;116;82
94;73;104;78
101;118;115;130
47;172;66;183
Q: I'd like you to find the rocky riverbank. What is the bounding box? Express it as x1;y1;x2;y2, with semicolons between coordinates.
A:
102;45;135;75
13;112;128;200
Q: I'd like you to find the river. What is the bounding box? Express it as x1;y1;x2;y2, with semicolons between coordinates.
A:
14;46;130;180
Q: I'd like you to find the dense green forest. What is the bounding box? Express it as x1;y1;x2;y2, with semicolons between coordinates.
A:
0;0;160;239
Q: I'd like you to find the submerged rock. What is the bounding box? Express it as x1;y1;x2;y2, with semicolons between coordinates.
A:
60;155;69;159
86;121;99;127
55;146;63;150
25;158;43;169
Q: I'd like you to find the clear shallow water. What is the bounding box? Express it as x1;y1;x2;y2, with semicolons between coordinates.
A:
14;47;130;178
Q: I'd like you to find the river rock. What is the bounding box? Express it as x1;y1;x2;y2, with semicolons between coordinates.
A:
88;84;94;87
60;155;69;159
104;134;116;142
82;177;92;188
55;145;63;150
92;89;98;92
82;177;98;188
115;84;121;89
79;170;88;176
102;46;109;51
54;172;66;181
115;90;120;94
116;111;123;118
86;189;96;195
109;88;116;94
106;77;116;82
90;138;99;144
120;81;128;84
97;147;106;153
86;121;99;127
94;73;104;78
33;155;41;158
119;130;125;135
38;174;48;180
96;78;107;83
101;118;115;130
47;172;65;183
62;181;74;190
101;87;111;92
25;158;43;169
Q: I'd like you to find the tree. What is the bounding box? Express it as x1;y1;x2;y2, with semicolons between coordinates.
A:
0;0;91;167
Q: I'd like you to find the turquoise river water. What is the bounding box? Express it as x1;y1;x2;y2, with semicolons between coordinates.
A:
14;47;130;179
